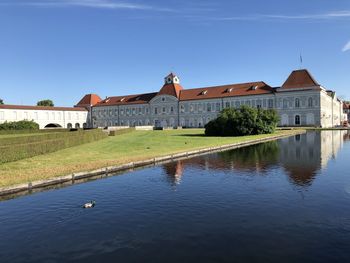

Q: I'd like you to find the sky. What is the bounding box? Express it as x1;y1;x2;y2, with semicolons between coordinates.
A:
0;0;350;106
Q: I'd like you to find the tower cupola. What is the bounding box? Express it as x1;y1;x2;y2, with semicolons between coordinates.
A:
164;73;180;85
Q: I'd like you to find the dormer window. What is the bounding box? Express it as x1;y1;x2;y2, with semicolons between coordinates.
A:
201;90;208;95
104;99;110;103
120;97;125;102
135;96;140;101
226;88;233;93
250;85;258;90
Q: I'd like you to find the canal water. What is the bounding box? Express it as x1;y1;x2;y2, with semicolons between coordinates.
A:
0;131;350;263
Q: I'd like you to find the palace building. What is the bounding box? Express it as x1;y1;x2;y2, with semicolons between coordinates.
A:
0;69;346;129
83;69;345;128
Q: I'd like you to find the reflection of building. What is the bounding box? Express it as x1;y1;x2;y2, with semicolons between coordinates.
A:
162;131;348;187
162;161;184;186
278;131;345;186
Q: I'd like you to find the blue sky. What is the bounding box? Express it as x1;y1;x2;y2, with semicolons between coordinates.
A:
0;0;350;106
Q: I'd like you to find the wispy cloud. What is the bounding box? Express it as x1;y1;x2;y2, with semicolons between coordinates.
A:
205;10;350;22
0;0;174;12
343;41;350;52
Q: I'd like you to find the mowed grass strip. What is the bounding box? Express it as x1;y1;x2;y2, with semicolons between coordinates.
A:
0;129;298;187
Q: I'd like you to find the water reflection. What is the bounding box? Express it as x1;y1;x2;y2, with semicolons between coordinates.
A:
161;131;350;188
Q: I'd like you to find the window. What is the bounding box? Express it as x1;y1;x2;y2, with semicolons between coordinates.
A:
138;108;142;114
225;102;230;108
268;99;273;109
295;98;300;108
256;100;262;109
190;104;194;112
162;97;165;102
58;112;61;120
308;97;313;107
0;111;4;120
180;105;185;113
216;103;221;111
46;112;49;120
283;99;288;109
154;107;158;114
170;106;174;113
295;115;301;125
162;107;166;113
24;112;28;120
207;103;211;112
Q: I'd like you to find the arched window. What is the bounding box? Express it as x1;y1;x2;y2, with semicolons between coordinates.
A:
75;123;80;129
67;123;72;129
308;97;313;107
295;115;301;125
295;98;300;108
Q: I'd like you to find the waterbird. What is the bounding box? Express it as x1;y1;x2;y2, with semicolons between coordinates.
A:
83;200;96;208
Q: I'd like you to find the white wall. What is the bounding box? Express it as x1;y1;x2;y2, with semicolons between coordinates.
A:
0;108;88;129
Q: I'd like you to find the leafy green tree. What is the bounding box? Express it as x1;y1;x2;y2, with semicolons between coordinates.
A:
0;98;3;105
205;105;280;137
37;99;54;107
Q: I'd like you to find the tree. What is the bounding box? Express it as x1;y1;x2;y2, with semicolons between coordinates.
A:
205;105;280;137
37;99;54;107
0;98;3;105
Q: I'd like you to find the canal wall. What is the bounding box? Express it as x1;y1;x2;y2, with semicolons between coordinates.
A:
0;130;305;198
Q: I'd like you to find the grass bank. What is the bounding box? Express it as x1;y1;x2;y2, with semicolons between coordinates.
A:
0;129;302;188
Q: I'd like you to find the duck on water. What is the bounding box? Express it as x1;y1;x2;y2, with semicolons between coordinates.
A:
83;201;96;208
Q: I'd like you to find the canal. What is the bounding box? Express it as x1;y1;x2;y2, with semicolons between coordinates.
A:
0;131;350;262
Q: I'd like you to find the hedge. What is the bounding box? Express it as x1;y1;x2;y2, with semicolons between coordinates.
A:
0;129;108;164
0;120;39;130
109;128;135;136
0;130;86;146
0;129;68;135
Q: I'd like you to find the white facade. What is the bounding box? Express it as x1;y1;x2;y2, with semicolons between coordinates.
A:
91;70;344;128
0;106;88;129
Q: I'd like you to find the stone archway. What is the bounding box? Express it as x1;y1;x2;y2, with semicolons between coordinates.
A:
44;123;62;129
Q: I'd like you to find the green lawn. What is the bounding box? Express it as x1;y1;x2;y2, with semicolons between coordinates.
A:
0;129;299;188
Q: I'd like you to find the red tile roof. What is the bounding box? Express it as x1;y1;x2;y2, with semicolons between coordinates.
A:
158;83;184;98
94;92;157;107
282;69;320;89
76;94;102;106
0;104;87;111
179;82;273;101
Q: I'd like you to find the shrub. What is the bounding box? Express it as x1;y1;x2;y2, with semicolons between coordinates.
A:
0;120;39;130
205;105;279;137
0;129;108;164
